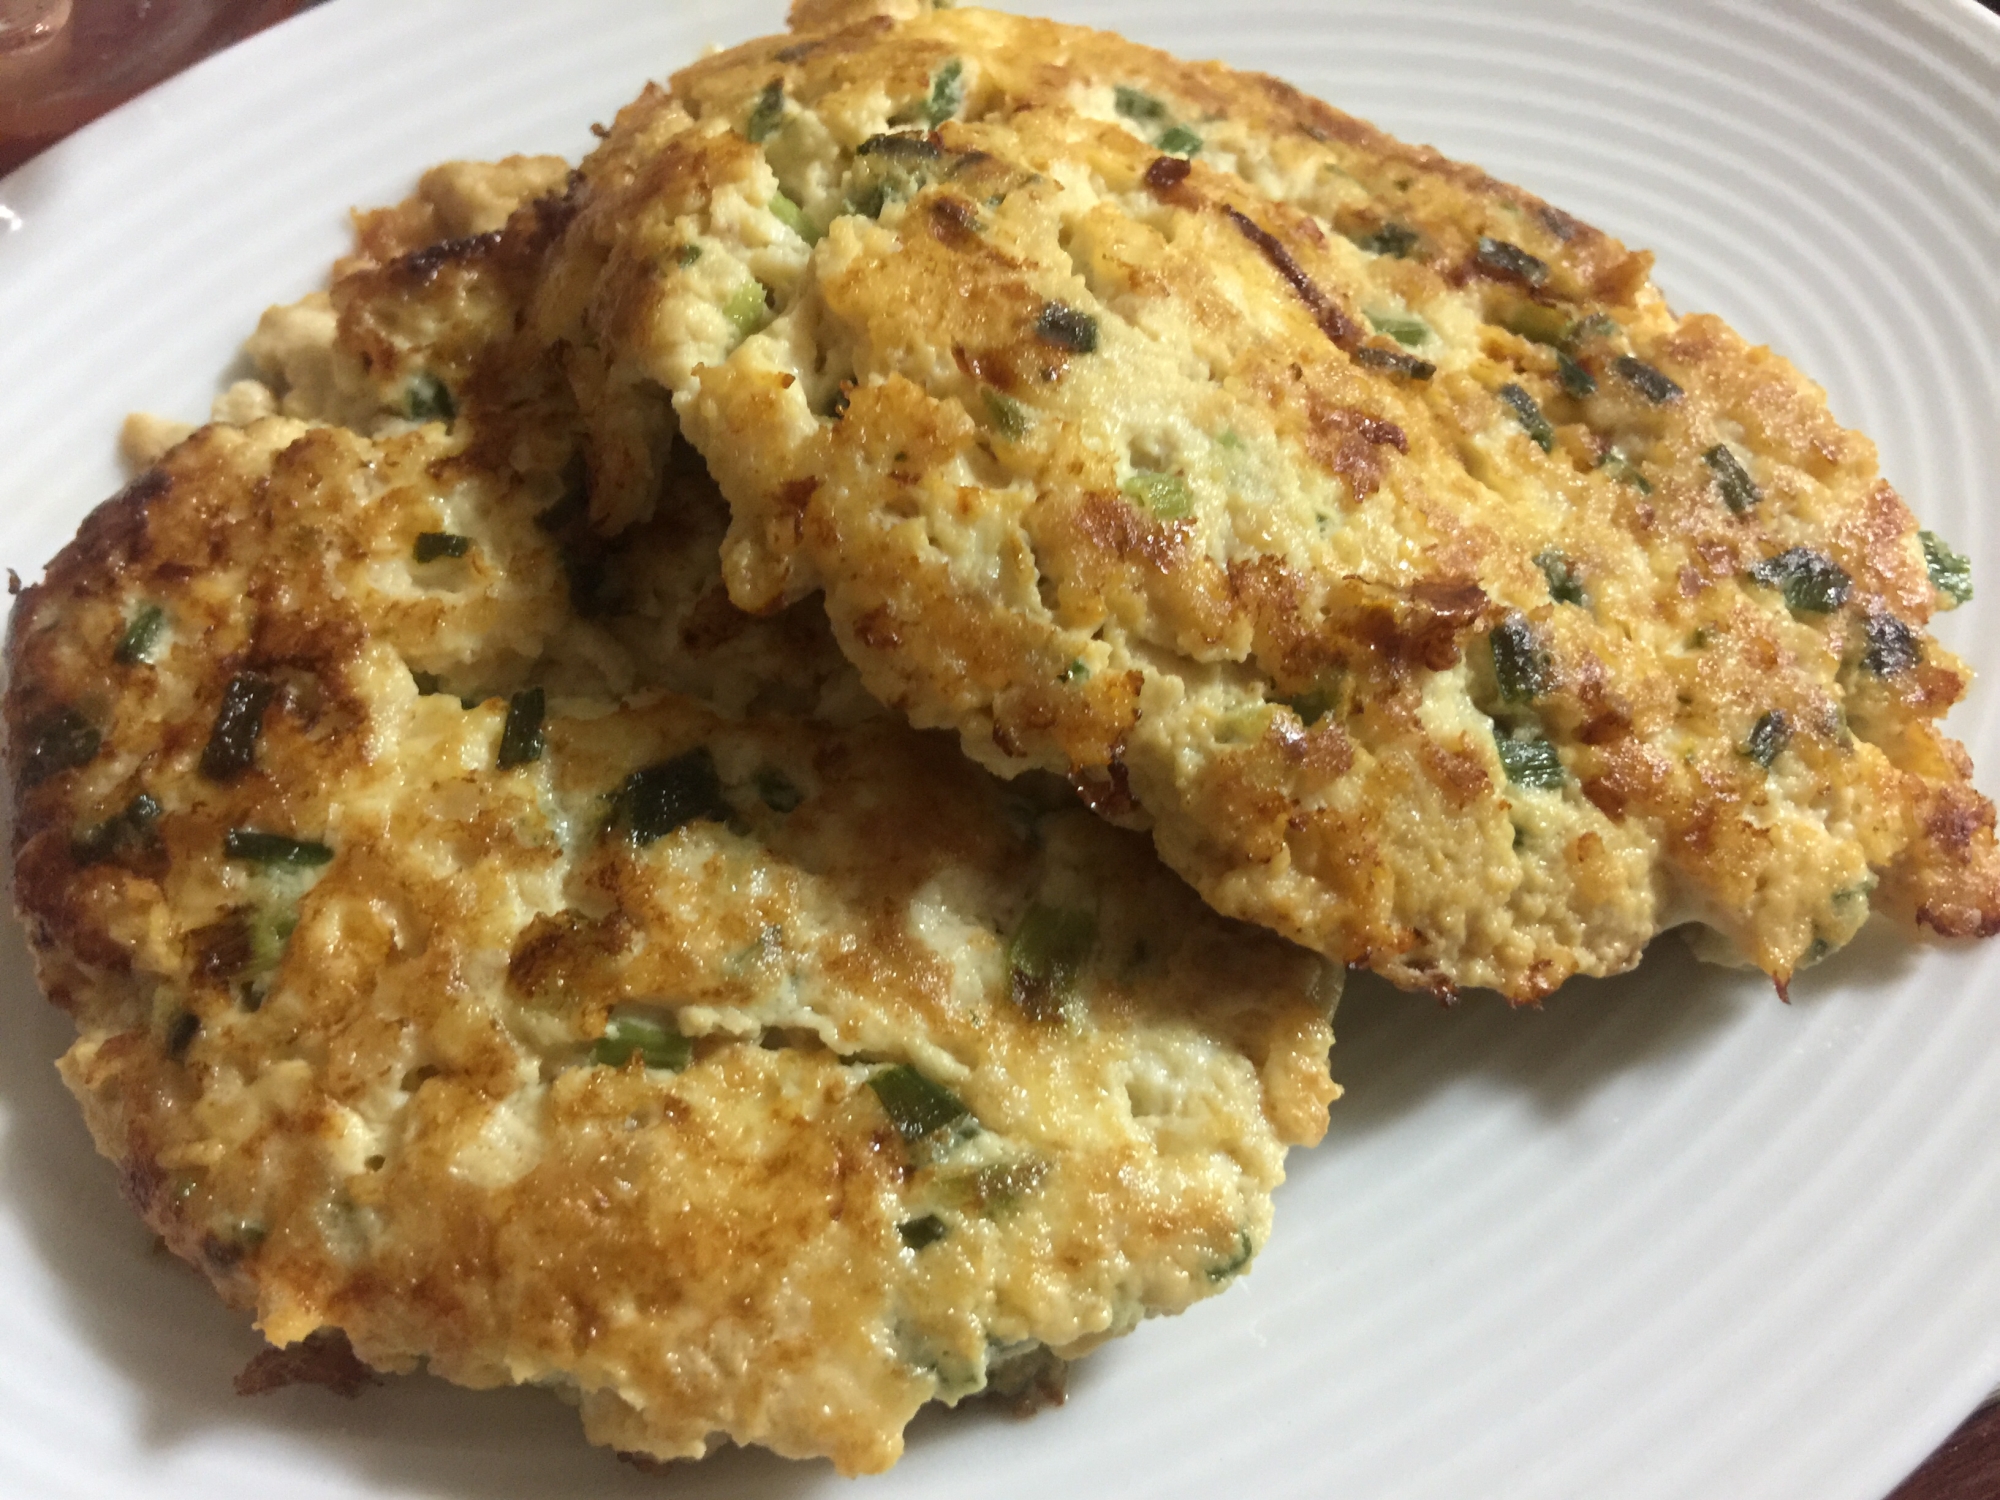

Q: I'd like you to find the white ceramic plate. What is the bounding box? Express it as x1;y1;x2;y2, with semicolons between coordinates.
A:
4;2;1999;1496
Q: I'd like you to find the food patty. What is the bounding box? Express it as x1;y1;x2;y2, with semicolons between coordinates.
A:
518;0;2000;999
7;217;1338;1468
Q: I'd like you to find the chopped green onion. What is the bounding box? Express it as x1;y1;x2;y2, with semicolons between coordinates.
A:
724;280;770;339
1564;313;1622;347
1491;616;1552;701
200;673;276;782
1535;550;1587;606
755;767;803;813
1921;530;1973;605
616;747;733;845
498;687;546;769
1156;124;1202;157
1862;613;1921;677
1502;303;1570;346
983;389;1029;439
1749;548;1851;615
1366;309;1430;347
769;191;821;245
1497;383;1554;452
404;373;455;424
1744;710;1790;769
1496;734;1564;790
1612;355;1683;404
72;792;163;865
1597;449;1652;494
746;80;785;143
1114;85;1167;121
923;58;964;127
114;604;166;665
869;1064;971;1141
225;829;334;867
677;243;703;268
1354;346;1435;380
1035;301;1098;353
166;1010;200;1061
1703;444;1761;514
1122;471;1193;521
1284;686;1338;726
961;1158;1049;1212
413;531;471;563
1556;351;1597;399
1474;236;1549;287
593;1012;692;1071
1206;1230;1255;1284
1061;659;1091;684
20;706;100;787
899;1214;949;1250
1354;222;1420;258
1008;903;1096;1020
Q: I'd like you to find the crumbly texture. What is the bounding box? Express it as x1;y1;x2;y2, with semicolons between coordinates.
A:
522;0;2000;999
6;187;1337;1471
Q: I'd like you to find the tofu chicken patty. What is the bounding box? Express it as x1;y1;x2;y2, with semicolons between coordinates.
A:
528;0;2000;999
6;406;1337;1472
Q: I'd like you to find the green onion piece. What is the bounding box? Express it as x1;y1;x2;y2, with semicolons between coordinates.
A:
1921;530;1973;605
593;1012;692;1071
1366;309;1430;347
1035;301;1098;353
983;389;1029;439
1008;903;1096;1020
20;706;100;787
1061;659;1091;684
404;373;455;424
1744;710;1791;769
1503;303;1570;346
1749;547;1851;615
1354;222;1420;258
200;672;276;782
1496;734;1565;790
1862;613;1921;677
1113;84;1167;121
1475;236;1549;287
755;767;803;813
1597;449;1652;494
677;243;703;268
617;747;733;845
1535;550;1587;606
769;192;821;245
1556;351;1597;399
962;1158;1049;1213
923;58;964;127
72;792;163;866
114;604;166;665
1563;312;1622;347
413;532;472;563
724;280;770;338
166;1011;200;1061
1497;383;1555;452
1206;1231;1254;1284
1123;471;1193;520
1612;355;1683;404
1284;686;1338;727
746;79;785;143
1703;444;1761;514
869;1064;971;1141
1354;346;1436;380
497;687;546;769
225;829;334;867
899;1215;949;1250
1156;124;1202;157
1491;616;1552;701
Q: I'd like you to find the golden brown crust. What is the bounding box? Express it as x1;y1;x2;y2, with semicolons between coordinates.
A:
523;2;1998;999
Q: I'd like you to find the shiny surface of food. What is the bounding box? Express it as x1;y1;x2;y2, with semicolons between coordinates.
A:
5;166;1337;1471
528;0;2000;1000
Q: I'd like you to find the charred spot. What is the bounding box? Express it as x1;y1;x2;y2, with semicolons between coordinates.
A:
166;1010;200;1061
1292;382;1407;497
1362;580;1489;673
1537;204;1585;242
394;230;504;287
1470;236;1550;289
235;1329;380;1400
506;910;635;1002
1581;777;1629;820
1223;206;1359;348
190;910;255;985
1924;788;1992;855
1070;756;1136;819
1074;492;1187;572
1862;613;1921;677
851;607;903;652
774;476;820;543
1143;155;1193;196
18;706;101;788
927;194;983;248
857;129;943;160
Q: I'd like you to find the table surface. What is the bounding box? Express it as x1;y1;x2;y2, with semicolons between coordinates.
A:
4;3;1999;1497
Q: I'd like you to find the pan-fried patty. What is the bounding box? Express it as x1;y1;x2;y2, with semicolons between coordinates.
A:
6;407;1337;1474
523;0;1999;999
